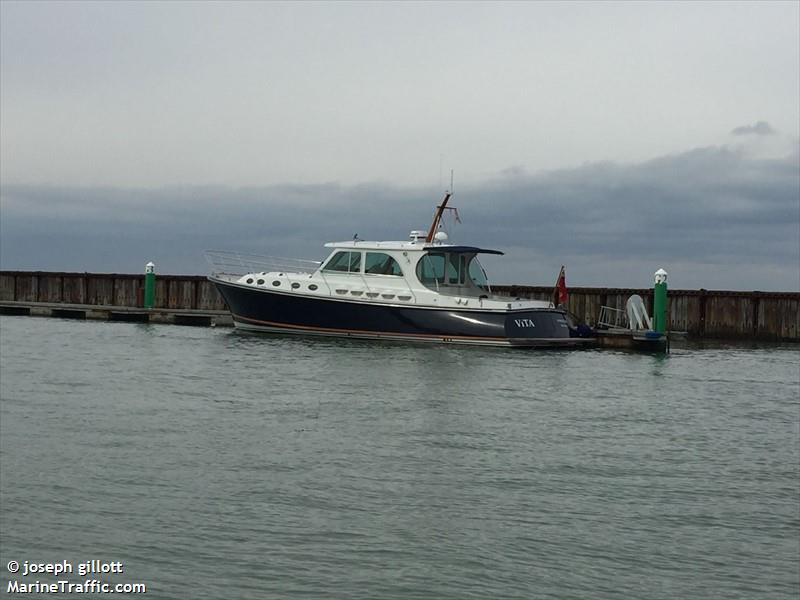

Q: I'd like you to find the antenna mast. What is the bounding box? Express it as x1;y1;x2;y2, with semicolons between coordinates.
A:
425;191;452;243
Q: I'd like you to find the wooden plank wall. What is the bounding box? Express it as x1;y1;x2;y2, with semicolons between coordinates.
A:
0;271;228;312
490;285;799;341
0;271;797;341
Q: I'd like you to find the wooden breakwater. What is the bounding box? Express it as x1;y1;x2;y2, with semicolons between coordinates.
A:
0;271;226;311
0;271;230;327
494;285;799;342
0;271;798;341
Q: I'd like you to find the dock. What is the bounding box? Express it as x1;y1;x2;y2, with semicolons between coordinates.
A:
0;300;231;327
1;271;798;342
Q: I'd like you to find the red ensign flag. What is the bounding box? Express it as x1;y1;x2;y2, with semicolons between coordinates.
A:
554;266;568;306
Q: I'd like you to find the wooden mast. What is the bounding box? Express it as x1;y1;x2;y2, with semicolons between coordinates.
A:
425;192;452;243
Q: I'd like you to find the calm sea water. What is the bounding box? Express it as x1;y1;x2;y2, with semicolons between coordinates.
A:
0;315;798;599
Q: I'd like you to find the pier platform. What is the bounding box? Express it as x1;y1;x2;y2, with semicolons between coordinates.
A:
592;328;671;351
0;301;233;327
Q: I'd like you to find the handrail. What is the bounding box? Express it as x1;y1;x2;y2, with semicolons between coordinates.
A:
597;305;629;329
205;250;321;276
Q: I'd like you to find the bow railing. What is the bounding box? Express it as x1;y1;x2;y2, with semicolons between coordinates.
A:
205;250;322;277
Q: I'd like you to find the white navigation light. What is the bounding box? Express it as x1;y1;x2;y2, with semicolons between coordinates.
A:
654;268;668;284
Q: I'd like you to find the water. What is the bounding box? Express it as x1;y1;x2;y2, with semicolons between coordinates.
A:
1;315;798;599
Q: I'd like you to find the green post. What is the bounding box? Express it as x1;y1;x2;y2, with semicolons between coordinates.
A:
653;268;668;333
144;261;155;309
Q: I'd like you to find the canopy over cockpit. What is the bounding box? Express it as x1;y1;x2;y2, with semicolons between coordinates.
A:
435;246;504;256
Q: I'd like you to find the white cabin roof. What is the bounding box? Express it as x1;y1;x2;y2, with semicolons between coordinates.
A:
324;240;438;251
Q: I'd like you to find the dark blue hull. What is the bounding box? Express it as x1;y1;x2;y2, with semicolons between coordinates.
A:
212;278;587;347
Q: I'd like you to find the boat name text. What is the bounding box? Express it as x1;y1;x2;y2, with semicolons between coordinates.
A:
514;319;536;328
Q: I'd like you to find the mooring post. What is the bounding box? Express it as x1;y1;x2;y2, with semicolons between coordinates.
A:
144;261;156;309
653;268;668;333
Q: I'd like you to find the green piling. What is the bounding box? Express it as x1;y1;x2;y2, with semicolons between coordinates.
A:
144;261;155;309
653;268;668;333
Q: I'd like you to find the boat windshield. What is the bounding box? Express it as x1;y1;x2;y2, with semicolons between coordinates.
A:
415;252;490;295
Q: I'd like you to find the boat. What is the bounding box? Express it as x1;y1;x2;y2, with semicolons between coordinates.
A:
206;194;590;347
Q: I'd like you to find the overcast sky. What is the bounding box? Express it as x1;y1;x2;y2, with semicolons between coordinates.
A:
1;1;798;290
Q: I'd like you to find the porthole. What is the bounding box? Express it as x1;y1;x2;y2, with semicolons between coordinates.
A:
257;279;265;285
291;283;300;289
308;284;318;291
272;280;281;286
246;278;254;284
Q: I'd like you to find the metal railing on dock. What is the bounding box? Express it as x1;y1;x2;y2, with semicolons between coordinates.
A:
597;305;629;330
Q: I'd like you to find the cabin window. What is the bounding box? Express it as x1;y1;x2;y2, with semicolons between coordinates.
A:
323;251;362;274
416;252;446;284
468;256;488;287
364;252;403;276
416;252;466;284
447;253;468;284
417;252;488;291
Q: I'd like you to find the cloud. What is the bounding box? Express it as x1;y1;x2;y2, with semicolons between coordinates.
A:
731;121;776;136
1;143;798;291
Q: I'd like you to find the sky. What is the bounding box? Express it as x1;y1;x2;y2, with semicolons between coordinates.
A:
1;1;799;290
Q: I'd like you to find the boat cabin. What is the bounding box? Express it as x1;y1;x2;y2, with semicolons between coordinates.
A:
318;239;503;299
